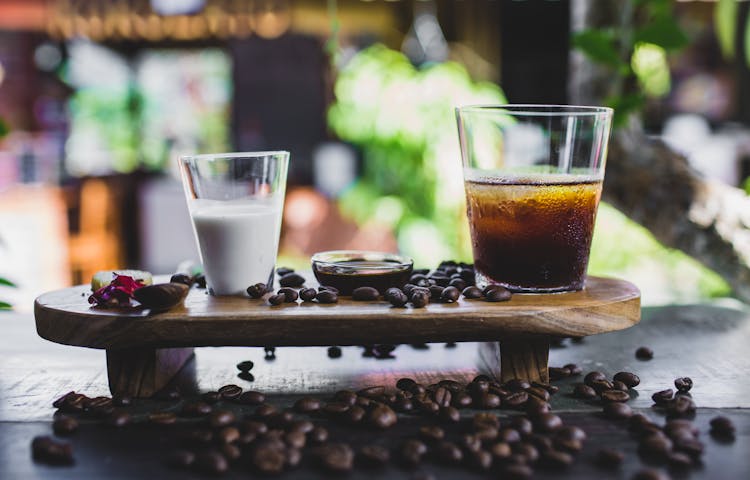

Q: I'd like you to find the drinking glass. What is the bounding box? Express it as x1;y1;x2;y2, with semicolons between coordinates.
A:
179;152;289;296
455;105;613;293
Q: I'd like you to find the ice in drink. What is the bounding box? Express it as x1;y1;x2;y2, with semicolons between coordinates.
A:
190;199;282;296
465;174;602;292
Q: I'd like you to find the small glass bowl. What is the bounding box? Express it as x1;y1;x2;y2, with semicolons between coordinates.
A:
311;250;414;295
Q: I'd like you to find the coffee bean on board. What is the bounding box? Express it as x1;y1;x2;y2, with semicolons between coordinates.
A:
148;412;177;425
603;402;633;419
246;283;267;299
53;416;79;436
358;445;390;468
635;346;654;360
314;443;355;473
385;288;408;307
368;405;397;429
251;442;286;474
564;363;583;375
595;448;624;468
218;384;243;400
584;371;607;386
316;290;338;304
674;377;693;392
294;397;321;413
279;273;305;287
613;371;640;388
485;286;512;302
278;287;299;302
462;286;483;299
573;384;598;399
32;436;74;465
710;416;736;438
651;389;674;406
181;401;212;417
410;290;430;308
352;286;380;301
601;390;630;403
299;287;317;302
440;286;460;303
236;360;254;372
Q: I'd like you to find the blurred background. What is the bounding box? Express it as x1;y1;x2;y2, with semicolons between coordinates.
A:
1;0;749;311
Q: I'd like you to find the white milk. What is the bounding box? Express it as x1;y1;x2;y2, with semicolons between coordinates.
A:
190;198;283;296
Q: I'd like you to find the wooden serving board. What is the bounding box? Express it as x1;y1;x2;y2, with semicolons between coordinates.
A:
35;275;640;397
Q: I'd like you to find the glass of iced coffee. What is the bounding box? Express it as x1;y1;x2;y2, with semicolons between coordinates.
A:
179;152;289;296
455;105;613;293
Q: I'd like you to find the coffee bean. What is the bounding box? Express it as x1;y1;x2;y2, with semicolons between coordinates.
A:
476;393;501;409
323;402;351;415
316;290;338;304
319;285;340;294
467;448;493;471
584;371;607;386
268;293;285;305
632;468;670;480
148;412;177;425
612;380;629;392
181;428;213;447
276;267;294;276
502;464;533;479
240;420;268;436
667;396;696;417
525;398;551;417
504;391;529;408
506;379;531;391
267;411;294;429
395;398;414;412
218;384;243;400
246;283;268;298
460;434;483;453
595;448;623;468
440;286;460;303
346;405;366;424
417;425;444;443
485;286;512;302
710;415;735;438
635;346;654;360
201;391;221;404
674;377;693;392
674;437;704;457
591;379;615;394
352;286;380;301
541;449;573;467
498;428;521;444
452;391;473;408
208;410;236;427
573;384;598;399
613;371;640;388
533;413;563;433
251;442;286;474
603;401;633;419
181;401;212;417
639;434;673;459
526;386;550;402
279;273;305;287
288;420;314;435
309;426;329;444
434;441;462;465
315;443;354;472
449;278;467;291
53;416;79;436
285;430;306;449
236;360;254;372
385;288;408;307
299;287;317;302
462;286;482;299
357;385;385;398
221;443;241;462
239;371;255;381
432;386;452;407
652;389;674;406
507;417;531;437
472;412;500;430
368;404;397;429
105;411;131;427
399;439;426;467
166;449;195;469
439;406;460;423
237;390;265;405
358;445;390;468
32;436;74;465
278;287;299;302
490;441;512;459
410;290;429;308
293;397;321;413
112;395;132;407
327;346;342;358
217;426;240;444
601;390;630;403
563;363;583;375
549;367;571;380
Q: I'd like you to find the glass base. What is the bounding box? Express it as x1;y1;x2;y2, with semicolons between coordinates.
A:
475;271;585;294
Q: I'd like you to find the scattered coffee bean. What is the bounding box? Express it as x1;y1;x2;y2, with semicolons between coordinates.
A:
710;415;736;438
268;293;285;306
533;413;563;433
449;278;467;291
635;346;654;360
564;363;583;375
418;425;445;443
181;401;212;417
498;428;521;444
319;285;340;294
293;397;321;413
437;441;464;465
667;395;696;417
613;371;640;388
218;384;243;400
440;286;460;303
309;426;329;444
201;391;221;404
166;449;195;469
584;371;607;386
208;410;236;428
217;426;240;444
485;286;512;302
32;436;74;465
476;393;501;409
639;434;673;459
502;464;533;479
148;412;177;425
504;391;529;408
384;288;408;307
601;390;630;403
410;290;430;308
52;416;79;436
221;443;241;462
279;273;305;287
285;430;306;449
246;283;268;299
541;449;573;468
432;386;452;407
236;390;265;405
236;360;254;372
603;401;633;419
591;380;615;394
399;439;426;467
352;286;380;301
314;443;354;472
327;346;342;358
612;380;629;392
462;286;483;299
439;406;460;423
278;287;299;302
251;442;286;474
105;411;131;428
346;405;366;424
358;445;390;467
674;377;693;392
573;383;597;399
595;448;623;468
368;404;397;429
299;287;317;302
652;389;674;406
316;290;338;304
526;386;550;402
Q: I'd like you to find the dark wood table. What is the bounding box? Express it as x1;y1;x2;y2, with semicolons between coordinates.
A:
2;302;748;478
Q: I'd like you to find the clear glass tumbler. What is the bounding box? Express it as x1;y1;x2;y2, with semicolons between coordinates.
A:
179;152;289;296
455;105;613;293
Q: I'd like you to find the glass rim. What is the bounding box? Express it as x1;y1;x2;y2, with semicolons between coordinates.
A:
180;151;290;162
311;250;413;271
456;104;613;117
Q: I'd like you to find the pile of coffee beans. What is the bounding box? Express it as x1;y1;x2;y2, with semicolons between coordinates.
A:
247;262;513;309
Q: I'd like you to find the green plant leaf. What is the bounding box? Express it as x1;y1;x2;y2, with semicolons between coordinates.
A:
715;0;737;59
0;117;8;138
607;93;646;128
633;16;688;51
0;301;11;310
0;277;16;288
571;29;625;69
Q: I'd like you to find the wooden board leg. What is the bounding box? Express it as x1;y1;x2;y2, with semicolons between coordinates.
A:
478;336;550;383
106;347;194;398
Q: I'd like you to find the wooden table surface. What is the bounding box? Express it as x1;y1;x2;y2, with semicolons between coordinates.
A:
2;302;749;478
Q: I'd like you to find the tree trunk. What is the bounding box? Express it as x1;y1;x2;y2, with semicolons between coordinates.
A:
570;0;750;303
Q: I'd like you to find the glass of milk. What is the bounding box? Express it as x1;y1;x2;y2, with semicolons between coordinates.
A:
178;152;289;296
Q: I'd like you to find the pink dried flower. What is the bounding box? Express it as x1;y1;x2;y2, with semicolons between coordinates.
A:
88;274;145;308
